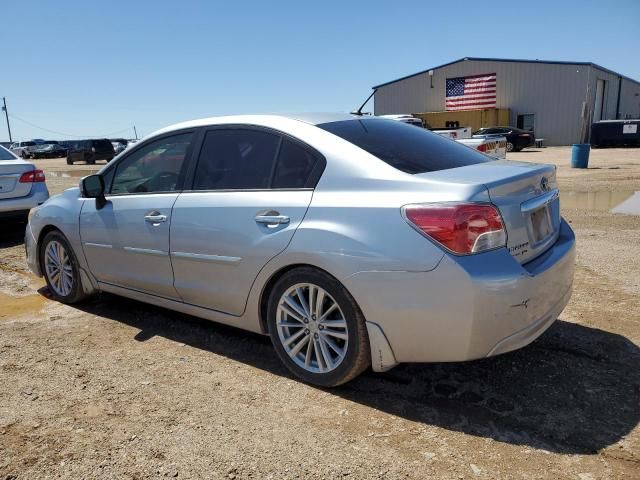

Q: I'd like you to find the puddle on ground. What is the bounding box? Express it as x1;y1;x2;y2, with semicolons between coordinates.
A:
47;169;96;178
562;190;640;215
0;291;48;319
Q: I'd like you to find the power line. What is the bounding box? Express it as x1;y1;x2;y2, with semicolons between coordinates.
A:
8;113;134;138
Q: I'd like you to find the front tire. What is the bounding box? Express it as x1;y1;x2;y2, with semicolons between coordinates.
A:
506;141;515;152
267;267;370;387
40;231;89;304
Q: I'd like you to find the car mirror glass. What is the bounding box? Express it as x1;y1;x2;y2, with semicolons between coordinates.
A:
81;174;104;198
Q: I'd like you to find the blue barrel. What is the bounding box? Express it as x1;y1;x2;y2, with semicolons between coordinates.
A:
571;144;590;168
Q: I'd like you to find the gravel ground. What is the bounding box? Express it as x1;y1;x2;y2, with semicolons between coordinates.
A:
1;148;639;479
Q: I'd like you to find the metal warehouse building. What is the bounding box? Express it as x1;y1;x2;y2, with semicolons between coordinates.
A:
373;57;640;145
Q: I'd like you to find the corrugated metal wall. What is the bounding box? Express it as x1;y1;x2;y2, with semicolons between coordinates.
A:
374;59;640;145
619;78;640;119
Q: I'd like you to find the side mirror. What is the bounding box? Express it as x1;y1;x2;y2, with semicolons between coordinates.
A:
80;174;107;209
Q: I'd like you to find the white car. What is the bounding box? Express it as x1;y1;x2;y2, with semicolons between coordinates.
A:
9;141;38;159
380;114;424;128
0;145;49;220
432;128;507;159
456;136;508;159
111;142;127;155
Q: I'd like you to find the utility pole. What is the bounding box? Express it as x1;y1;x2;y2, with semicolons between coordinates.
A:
2;97;12;143
133;125;138;140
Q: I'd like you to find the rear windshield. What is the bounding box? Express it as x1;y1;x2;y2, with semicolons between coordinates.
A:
0;147;17;160
317;118;490;174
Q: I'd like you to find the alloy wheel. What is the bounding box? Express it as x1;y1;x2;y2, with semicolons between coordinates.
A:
44;240;74;297
276;283;349;373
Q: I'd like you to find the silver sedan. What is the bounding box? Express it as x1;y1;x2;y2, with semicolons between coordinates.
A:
25;114;575;386
1;144;49;220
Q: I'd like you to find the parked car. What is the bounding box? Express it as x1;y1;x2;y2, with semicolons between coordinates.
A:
111;141;127;155
25;114;574;386
31;143;69;159
109;138;129;147
431;126;473;139
380;114;424;128
0;144;49;220
66;139;115;165
9;141;38;158
457;136;507;159
473;126;535;152
432;127;507;159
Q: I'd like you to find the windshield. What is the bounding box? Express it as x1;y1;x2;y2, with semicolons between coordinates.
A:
0;146;17;160
317;118;490;174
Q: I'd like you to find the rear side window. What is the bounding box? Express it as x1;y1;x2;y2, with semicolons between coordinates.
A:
318;118;490;174
272;139;319;188
193;129;280;190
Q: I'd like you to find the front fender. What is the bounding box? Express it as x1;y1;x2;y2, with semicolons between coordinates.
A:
27;188;99;292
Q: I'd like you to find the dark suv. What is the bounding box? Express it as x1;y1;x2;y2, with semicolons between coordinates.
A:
472;126;535;152
66;139;116;165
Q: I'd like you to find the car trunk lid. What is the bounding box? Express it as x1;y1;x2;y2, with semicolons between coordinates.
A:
417;160;560;264
0;160;35;200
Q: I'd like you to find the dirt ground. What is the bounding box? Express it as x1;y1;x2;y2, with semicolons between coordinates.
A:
1;147;639;479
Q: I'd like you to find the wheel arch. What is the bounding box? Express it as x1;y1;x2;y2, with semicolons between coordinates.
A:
36;224;98;297
257;262;358;335
36;224;63;272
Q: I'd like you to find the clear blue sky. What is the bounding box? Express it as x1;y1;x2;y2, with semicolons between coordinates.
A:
2;0;639;141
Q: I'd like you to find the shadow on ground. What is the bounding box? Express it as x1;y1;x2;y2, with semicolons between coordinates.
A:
0;220;26;249
72;293;640;455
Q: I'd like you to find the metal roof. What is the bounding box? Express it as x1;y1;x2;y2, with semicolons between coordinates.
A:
372;57;640;89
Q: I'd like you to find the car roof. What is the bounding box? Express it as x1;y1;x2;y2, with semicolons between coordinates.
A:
147;113;370;139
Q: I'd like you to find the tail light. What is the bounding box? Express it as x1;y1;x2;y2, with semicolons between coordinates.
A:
19;169;46;183
403;203;506;255
476;143;488;152
519;133;530;137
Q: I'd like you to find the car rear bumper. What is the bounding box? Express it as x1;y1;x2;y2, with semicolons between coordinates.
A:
0;183;49;214
344;219;575;364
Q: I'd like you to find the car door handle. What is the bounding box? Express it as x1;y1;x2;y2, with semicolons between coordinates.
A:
254;214;290;225
144;212;168;223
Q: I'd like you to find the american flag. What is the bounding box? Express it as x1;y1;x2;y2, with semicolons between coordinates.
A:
445;73;496;111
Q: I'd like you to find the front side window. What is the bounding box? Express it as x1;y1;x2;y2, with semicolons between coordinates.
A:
110;133;192;194
193;129;280;190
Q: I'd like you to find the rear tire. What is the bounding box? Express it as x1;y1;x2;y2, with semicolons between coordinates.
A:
40;231;89;304
267;267;370;387
66;157;73;165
